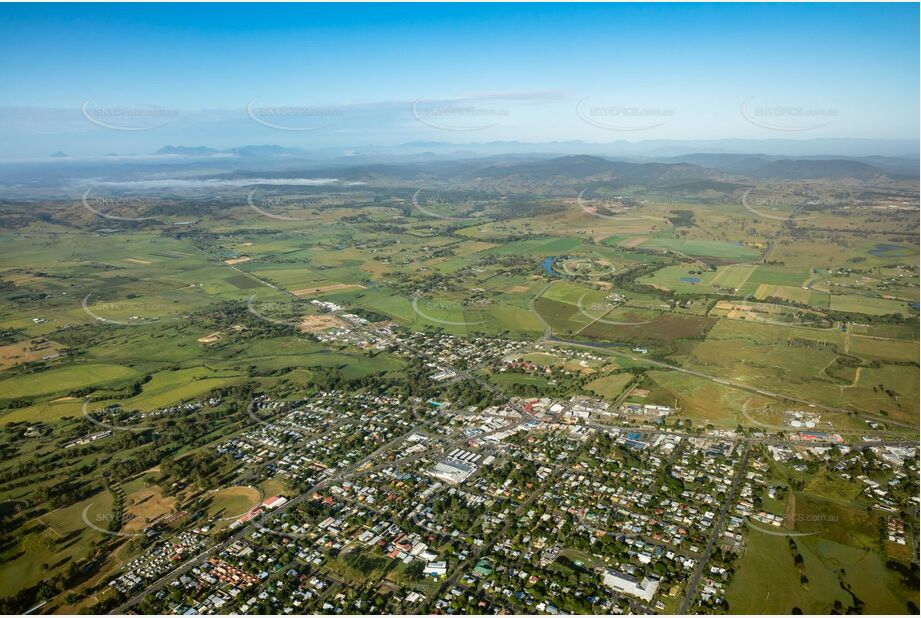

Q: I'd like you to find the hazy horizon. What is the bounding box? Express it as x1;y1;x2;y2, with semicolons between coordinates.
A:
0;3;918;159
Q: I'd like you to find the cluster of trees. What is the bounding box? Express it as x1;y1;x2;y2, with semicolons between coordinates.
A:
161;449;235;493
786;537;808;585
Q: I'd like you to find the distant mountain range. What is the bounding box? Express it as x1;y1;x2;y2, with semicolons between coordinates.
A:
307;154;908;184
658;153;917;179
456;154;908;184
146;142;917;182
0;144;913;196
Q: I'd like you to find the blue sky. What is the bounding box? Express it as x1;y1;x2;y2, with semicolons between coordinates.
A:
0;3;917;157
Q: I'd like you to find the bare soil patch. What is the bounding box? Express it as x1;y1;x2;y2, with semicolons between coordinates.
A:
0;339;65;371
298;315;346;333
123;486;178;533
197;331;222;344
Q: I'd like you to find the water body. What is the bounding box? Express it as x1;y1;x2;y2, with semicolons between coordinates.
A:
869;243;913;257
680;276;701;284
542;256;561;278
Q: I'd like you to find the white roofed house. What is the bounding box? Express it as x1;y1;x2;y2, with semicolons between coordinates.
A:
603;569;660;602
424;561;447;577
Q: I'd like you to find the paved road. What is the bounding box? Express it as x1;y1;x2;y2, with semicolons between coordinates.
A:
527;200;917;436
113;419;435;612
111;261;545;613
582;420;916;449
113;402;524;614
122;243;909;615
419;452;579;615
676;443;750;615
549;337;919;433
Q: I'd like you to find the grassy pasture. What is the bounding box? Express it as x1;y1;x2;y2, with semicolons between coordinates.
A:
708;263;756;290
242;264;329;290
579;313;715;345
540;280;604;305
533;297;592;335
489;371;551;390
487;236;583;257
403;293;545;337
745;266;810;288
847;335;918;362
0;397;85;424
682;319;918;423
634;237;760;261
848;322;918;341
754;284;812;303
830;294;914;316
0;363;140;401
789;492;880;550
642;370;748;427
638;265;718;293
584;373;634;400
0;490;114;599
840;364;919;418
119;366;244;410
727;529;915;614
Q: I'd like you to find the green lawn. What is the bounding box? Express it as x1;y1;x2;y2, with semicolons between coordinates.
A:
0;363;140;400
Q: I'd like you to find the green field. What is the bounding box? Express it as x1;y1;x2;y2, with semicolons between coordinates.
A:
0;363;140;401
584;372;634;400
728;528;917;614
0;165;918;615
679;318;919;424
634;237;761;261
830;294;915;316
